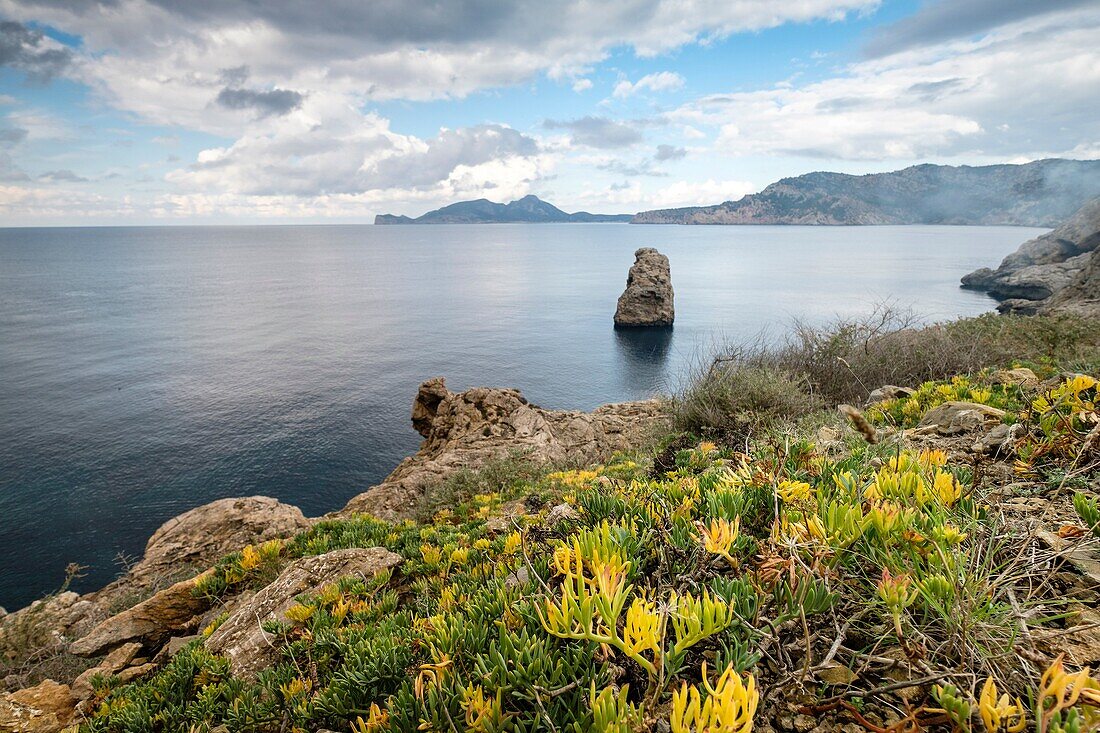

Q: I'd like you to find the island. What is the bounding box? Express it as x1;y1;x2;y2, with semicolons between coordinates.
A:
375;195;633;224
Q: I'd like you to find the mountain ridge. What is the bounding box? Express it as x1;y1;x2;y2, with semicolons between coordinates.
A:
632;159;1100;226
375;194;632;224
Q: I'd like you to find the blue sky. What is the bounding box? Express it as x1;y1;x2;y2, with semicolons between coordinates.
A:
0;0;1097;224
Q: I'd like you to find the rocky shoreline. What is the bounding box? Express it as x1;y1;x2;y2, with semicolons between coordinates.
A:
0;379;667;731
961;196;1100;316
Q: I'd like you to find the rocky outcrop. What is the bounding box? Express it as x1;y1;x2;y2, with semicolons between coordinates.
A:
961;196;1100;312
205;548;401;678
916;401;1006;436
614;248;674;327
339;378;667;519
69;571;214;657
0;679;77;733
95;497;311;604
1040;245;1100;317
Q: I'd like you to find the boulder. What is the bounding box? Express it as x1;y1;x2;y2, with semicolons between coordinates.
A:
69;571;213;657
992;367;1040;387
0;679;76;733
972;423;1026;456
339;378;667;519
917;401;1006;436
96;497;311;603
865;385;915;406
205;548;401;678
614;248;674;327
962;196;1100;310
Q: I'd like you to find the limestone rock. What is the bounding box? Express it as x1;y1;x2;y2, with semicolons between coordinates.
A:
614;248;674;327
1041;244;1100;318
992;367;1039;387
71;642;142;699
339;378;667;519
69;571;213;657
917;401;1006;436
865;385;914;406
98;497;311;603
962;196;1100;310
0;679;76;733
205;548;401;678
973;422;1026;455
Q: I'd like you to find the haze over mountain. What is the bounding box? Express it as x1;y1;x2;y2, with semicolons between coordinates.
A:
633;159;1100;227
375;195;632;224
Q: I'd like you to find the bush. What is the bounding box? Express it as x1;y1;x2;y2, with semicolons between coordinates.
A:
672;308;1100;435
670;365;820;438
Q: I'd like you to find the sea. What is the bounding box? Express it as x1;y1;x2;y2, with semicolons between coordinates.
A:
0;223;1040;609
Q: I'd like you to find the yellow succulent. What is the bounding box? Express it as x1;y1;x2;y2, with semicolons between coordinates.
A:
351;703;389;733
671;662;758;733
777;480;812;503
238;544;261;572
978;676;1026;732
697;517;740;565
933;470;963;506
622;597;661;656
503;531;522;556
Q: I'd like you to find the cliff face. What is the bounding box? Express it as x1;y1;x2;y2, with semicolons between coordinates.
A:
961;196;1100;315
633;159;1100;225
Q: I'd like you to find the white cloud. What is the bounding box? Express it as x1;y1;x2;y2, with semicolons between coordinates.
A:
571;78;593;92
673;7;1100;161
612;71;685;98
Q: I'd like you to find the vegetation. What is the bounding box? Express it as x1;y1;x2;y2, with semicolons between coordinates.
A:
671;309;1100;437
80;357;1100;733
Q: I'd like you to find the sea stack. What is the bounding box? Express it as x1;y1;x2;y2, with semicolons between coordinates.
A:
614;247;674;327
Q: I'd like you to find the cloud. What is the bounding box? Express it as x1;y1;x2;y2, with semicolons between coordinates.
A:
612;71;684;98
0;20;72;81
865;0;1094;58
0;0;876;112
215;86;305;117
654;144;686;161
544;116;642;148
571;78;593;93
169;94;542;197
38;169;88;182
672;7;1100;161
597;159;667;177
0;126;28;145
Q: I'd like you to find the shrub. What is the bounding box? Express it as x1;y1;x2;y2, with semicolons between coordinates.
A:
673;309;1100;435
670;364;820;438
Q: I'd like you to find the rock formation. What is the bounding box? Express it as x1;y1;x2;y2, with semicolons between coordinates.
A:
613;247;674;327
339;377;667;519
961;196;1100;314
205;548;401;678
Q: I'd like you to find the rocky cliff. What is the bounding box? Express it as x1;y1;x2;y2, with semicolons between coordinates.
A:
0;379;666;730
961;196;1100;315
613;247;675;327
339;377;666;518
633;159;1100;226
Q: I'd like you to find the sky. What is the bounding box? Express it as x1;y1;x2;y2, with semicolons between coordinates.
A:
0;0;1098;225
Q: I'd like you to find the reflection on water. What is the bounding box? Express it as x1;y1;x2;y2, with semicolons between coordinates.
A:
614;326;673;395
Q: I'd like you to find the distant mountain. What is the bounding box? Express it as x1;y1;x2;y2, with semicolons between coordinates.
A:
375;195;633;224
632;159;1100;226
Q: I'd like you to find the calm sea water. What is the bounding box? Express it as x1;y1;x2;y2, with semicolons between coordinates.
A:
0;223;1037;609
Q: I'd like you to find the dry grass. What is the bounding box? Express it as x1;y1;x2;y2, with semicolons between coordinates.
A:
671;308;1100;436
